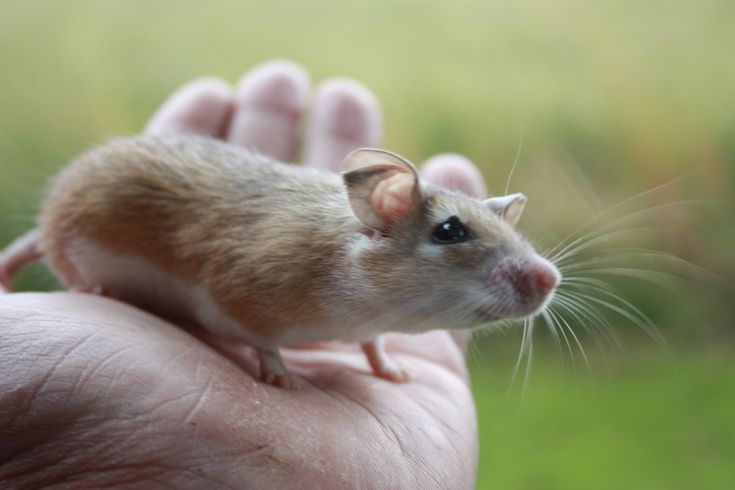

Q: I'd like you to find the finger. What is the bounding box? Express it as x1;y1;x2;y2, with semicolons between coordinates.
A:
420;153;488;199
226;60;310;162
303;78;382;173
145;77;234;137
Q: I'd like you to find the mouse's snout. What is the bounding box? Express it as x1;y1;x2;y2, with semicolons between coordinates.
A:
496;256;561;302
526;259;560;296
476;255;561;322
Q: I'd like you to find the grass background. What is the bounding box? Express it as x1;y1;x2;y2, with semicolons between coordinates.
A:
1;1;733;488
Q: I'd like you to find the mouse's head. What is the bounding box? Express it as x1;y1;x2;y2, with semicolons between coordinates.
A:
342;148;560;331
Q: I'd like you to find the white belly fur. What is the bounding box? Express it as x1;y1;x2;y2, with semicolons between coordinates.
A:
63;237;269;348
62;238;398;348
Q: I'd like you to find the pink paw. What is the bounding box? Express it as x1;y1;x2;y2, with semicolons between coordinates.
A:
372;360;411;383
362;338;412;383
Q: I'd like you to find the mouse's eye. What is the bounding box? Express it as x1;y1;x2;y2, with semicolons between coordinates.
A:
432;216;470;244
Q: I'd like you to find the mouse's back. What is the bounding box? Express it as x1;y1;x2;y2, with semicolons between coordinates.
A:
38;135;351;306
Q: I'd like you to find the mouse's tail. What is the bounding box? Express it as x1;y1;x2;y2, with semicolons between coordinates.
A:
0;229;42;293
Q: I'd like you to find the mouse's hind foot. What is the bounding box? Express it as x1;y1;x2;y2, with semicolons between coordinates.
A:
257;347;302;389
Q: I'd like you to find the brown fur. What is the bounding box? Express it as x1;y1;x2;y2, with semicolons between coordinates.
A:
40;135;354;341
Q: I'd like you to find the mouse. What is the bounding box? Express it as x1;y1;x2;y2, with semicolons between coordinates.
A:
0;134;560;388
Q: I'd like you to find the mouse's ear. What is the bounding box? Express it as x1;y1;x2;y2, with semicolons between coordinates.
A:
342;148;421;231
483;193;527;227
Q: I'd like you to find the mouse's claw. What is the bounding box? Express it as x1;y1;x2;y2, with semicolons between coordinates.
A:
372;359;411;383
260;370;303;390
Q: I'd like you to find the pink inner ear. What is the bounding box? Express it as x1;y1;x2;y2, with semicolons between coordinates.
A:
371;171;415;225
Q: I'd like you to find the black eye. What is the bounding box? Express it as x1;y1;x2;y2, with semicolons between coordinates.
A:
432;216;469;244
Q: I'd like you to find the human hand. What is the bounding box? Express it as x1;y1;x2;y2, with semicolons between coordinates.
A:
0;60;484;488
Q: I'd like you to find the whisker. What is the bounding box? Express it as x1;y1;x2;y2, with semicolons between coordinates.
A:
506;317;534;402
542;308;577;376
541;307;565;375
547;197;727;264
559;248;728;287
504;130;524;196
548;306;592;377
521;318;535;402
561;282;669;350
544;175;698;259
552;291;623;353
552;226;657;267
549;300;616;377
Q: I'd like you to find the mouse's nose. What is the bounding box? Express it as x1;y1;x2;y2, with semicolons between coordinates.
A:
514;259;560;298
533;261;560;295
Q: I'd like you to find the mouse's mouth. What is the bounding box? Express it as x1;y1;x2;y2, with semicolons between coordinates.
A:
486;255;560;313
473;307;504;323
474;291;557;324
476;260;561;323
522;289;557;318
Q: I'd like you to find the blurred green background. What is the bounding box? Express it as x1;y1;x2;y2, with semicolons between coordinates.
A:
1;1;733;488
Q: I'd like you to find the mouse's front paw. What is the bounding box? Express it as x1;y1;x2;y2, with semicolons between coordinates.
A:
371;359;411;383
361;337;411;383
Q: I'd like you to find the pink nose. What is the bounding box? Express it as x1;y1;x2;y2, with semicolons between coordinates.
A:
529;262;560;295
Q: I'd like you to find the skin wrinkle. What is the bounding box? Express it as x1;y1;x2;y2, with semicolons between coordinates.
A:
403;388;471;475
318;380;466;489
393;357;476;481
0;333;51;431
338;420;410;486
84;443;228;489
52;463;188;490
0;386;85;464
0;299;253;488
182;376;215;427
180;356;228;423
38;386;251;488
74;408;245;489
398;380;474;487
5;331;96;431
148;391;207;421
296;386;403;486
64;339;137;400
137;366;297;485
158;341;204;375
332;388;410;459
181;465;237;490
2;403;155;488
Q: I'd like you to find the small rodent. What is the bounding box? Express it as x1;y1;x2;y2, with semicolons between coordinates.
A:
0;134;560;388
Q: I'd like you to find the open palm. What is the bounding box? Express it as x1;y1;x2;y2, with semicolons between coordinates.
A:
0;61;481;489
